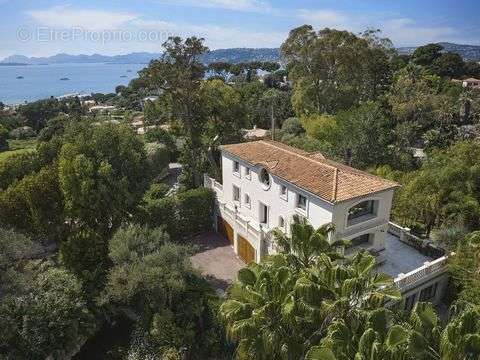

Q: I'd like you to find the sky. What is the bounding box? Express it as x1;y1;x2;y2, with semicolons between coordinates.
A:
1;0;480;59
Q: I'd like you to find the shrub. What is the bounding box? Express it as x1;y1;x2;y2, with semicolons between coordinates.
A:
9;126;36;140
177;187;215;237
281;117;304;136
0;151;41;190
0;125;8;151
60;227;109;279
138;196;177;236
145;183;171;200
139;188;215;240
0;264;96;359
145;142;170;180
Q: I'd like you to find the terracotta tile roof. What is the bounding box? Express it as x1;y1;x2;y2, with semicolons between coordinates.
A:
220;140;399;203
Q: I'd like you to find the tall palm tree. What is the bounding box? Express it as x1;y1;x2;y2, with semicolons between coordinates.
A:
220;256;305;360
306;308;410;360
306;302;480;360
271;215;347;269
294;252;401;348
221;252;401;360
439;302;480;360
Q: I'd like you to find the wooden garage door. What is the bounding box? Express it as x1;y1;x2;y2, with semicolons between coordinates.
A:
237;235;255;264
217;216;234;245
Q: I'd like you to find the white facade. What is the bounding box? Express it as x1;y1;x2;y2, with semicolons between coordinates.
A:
209;151;395;262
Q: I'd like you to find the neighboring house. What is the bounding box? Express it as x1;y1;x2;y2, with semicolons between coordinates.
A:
242;126;269;141
453;78;480;89
89;105;117;114
205;140;450;308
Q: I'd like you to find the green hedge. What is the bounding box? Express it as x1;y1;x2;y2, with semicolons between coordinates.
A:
139;187;215;239
177;187;215;236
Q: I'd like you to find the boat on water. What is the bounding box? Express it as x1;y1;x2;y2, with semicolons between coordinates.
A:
60;77;70;81
126;70;132;73
120;75;127;78
16;76;24;79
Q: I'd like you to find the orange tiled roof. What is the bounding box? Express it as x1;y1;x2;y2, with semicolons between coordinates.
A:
220;140;399;203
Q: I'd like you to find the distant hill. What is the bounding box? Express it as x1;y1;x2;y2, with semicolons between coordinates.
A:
4;43;479;66
1;48;281;65
201;48;280;63
397;42;480;61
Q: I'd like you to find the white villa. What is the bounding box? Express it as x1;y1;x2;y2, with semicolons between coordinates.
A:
205;140;450;310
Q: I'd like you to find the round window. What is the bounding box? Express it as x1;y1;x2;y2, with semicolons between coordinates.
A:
260;168;271;189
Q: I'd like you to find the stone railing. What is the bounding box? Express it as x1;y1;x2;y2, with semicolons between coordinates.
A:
394;255;449;291
388;222;444;258
204;174;223;199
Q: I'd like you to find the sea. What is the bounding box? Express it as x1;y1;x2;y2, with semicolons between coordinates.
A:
0;62;147;105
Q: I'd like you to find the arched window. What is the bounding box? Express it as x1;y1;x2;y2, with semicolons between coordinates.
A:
260;168;270;189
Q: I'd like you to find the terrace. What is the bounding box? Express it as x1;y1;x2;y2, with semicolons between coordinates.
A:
375;232;435;278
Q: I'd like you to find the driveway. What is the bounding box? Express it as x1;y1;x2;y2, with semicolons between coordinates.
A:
190;232;245;293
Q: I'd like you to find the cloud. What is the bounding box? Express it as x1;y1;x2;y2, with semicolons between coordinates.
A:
381;18;457;46
296;9;465;47
27;5;138;30
132;19;285;48
155;0;271;12
297;9;349;29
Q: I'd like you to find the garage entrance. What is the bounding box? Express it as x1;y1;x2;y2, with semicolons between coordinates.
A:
217;216;234;245
237;235;255;264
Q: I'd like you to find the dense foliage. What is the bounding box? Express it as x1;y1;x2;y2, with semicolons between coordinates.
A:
1;24;480;360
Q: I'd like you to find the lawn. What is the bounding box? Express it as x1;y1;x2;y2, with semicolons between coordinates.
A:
0;138;37;162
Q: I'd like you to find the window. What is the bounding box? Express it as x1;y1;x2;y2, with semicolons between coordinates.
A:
244;193;251;207
404;294;416;312
419;283;438;302
347;200;378;226
260;168;270;188
296;194;307;211
245;167;251;179
279;216;285;228
233;185;240;202
350;233;371;246
233;161;240;174
280;185;287;197
259;203;269;225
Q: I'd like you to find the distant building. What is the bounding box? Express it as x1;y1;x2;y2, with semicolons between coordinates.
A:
82;100;96;108
242;126;269;140
89;105;117;114
453;78;480;89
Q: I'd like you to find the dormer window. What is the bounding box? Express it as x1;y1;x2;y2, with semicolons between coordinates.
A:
260;168;270;189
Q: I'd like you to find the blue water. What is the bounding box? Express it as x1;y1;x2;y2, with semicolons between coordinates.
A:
0;63;147;104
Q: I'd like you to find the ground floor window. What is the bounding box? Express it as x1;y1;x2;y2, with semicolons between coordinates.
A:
419;282;438;302
350;233;371;246
404;293;416;311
